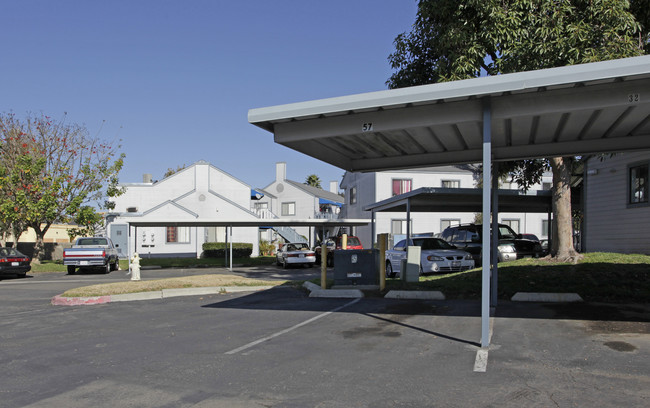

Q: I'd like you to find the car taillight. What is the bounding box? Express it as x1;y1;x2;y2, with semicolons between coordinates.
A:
102;250;106;257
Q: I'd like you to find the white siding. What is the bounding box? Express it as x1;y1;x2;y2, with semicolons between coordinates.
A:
585;151;650;254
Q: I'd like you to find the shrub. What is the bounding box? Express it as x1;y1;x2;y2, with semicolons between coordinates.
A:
259;240;275;256
202;242;252;258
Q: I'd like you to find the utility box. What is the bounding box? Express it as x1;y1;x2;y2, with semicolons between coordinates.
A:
403;246;421;283
333;249;379;286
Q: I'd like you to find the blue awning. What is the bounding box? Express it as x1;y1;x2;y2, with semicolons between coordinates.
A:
251;189;264;200
319;198;342;207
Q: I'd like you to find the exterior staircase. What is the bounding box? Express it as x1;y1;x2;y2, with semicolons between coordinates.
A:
254;209;308;244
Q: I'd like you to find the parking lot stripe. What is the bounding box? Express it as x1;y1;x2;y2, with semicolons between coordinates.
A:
225;298;361;355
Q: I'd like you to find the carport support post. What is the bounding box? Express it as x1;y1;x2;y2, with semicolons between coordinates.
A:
491;162;499;307
321;226;327;289
481;99;492;348
229;226;233;272
378;233;387;291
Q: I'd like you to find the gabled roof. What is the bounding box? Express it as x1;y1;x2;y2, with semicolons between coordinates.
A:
285;180;343;203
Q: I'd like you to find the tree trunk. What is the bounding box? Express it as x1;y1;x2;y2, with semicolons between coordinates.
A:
549;157;582;262
30;223;51;264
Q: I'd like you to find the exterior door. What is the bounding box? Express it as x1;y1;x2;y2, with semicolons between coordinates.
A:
110;224;129;258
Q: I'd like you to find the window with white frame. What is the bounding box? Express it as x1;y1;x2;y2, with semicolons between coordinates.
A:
501;219;520;233
391;219;410;235
440;218;461;231
281;202;296;216
392;179;412;196
541;219;549;238
441;180;460;188
629;164;648;204
166;226;190;243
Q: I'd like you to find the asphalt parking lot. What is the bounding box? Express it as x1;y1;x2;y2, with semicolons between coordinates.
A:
1;266;649;407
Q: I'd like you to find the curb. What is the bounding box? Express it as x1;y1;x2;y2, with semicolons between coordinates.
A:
511;292;583;302
51;285;276;306
385;290;445;300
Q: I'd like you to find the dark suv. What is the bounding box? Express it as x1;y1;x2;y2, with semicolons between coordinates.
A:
440;223;543;263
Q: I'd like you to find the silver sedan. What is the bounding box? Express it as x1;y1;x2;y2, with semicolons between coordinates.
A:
276;243;316;268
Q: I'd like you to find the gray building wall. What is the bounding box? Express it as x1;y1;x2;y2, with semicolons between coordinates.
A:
584;151;650;254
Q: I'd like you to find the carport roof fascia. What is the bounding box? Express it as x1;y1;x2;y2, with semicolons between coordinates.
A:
363;187;553;214
248;55;650;130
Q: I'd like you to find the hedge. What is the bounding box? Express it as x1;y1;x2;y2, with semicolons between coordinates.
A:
202;242;253;258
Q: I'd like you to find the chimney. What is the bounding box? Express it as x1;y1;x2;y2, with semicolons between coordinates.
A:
276;162;286;182
143;174;153;183
329;181;338;194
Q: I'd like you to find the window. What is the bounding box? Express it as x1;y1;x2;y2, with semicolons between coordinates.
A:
349;187;357;204
542;182;552;190
440;219;460;231
441;180;460;188
501;219;520;234
281;202;296;216
391;219;410;235
392;179;412;196
629;164;648;204
541;219;549;238
166;227;190;243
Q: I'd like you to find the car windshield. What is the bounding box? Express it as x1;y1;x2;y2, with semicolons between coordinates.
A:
413;238;454;250
497;226;518;240
346;237;361;246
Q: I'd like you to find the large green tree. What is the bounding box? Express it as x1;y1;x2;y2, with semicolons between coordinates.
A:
0;113;125;261
388;0;645;260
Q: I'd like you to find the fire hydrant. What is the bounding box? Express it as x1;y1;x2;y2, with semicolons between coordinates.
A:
130;253;141;281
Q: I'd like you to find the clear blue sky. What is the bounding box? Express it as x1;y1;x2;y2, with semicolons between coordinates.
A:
1;0;417;189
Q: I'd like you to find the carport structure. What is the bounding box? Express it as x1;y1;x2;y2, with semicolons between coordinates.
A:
249;55;650;347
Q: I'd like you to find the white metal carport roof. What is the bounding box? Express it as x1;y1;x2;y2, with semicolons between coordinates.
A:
249;55;650;171
249;55;650;349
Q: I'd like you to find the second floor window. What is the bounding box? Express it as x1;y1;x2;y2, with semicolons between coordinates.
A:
349;187;357;204
630;164;648;204
392;179;412;196
281;202;296;216
441;180;460;188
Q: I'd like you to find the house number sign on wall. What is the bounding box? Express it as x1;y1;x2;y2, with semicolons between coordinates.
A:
362;123;373;132
628;93;640;103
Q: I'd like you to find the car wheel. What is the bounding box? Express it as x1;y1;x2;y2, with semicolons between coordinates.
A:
67;265;75;275
386;262;395;278
282;258;288;269
326;255;334;267
104;263;111;274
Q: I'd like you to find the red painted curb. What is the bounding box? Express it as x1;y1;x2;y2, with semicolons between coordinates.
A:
51;295;111;306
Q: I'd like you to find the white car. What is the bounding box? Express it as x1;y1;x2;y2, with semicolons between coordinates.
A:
385;238;475;278
276;243;316;268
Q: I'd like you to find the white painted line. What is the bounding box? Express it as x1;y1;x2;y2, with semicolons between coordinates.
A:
225;298;361;355
473;348;489;372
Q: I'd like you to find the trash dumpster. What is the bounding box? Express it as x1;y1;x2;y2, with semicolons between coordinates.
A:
333;249;379;286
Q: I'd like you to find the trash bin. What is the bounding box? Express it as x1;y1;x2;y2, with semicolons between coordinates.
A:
333;249;378;286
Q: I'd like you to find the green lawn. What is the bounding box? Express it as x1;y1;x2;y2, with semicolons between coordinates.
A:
384;252;650;303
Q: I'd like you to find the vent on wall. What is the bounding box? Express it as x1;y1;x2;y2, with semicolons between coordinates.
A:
126;207;138;213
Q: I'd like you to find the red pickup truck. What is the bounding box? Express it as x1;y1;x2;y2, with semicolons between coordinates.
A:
314;235;363;266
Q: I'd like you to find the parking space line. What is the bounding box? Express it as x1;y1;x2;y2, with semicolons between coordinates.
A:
225;298;361;355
